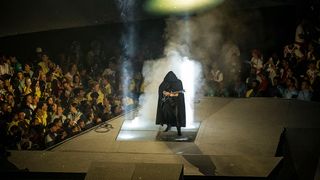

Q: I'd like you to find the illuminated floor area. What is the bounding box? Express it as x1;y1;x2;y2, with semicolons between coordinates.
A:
8;97;320;177
117;110;201;142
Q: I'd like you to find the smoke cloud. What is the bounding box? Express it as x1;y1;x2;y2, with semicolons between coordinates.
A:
138;6;264;125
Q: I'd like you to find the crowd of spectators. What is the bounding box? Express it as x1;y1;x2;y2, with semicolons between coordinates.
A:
0;41;143;150
1;9;320;151
204;16;320;101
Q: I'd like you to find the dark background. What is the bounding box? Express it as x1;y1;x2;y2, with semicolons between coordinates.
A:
0;0;316;62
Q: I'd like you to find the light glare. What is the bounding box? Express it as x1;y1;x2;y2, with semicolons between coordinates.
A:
145;0;224;14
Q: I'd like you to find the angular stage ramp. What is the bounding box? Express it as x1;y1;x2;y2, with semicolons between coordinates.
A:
8;97;320;177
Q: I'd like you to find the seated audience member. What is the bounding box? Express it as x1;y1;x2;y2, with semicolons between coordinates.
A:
283;78;298;99
67;103;83;125
233;77;246;98
268;77;284;98
45;123;58;147
246;80;260;97
52;104;67;123
297;80;312;101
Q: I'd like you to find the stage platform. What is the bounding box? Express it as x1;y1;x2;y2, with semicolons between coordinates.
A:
7;97;320;177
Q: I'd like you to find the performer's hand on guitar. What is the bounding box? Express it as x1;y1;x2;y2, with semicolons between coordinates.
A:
163;91;171;96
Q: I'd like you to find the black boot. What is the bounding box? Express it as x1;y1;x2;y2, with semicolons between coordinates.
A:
164;125;171;132
177;126;182;136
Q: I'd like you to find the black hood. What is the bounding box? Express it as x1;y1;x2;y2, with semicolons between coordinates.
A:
163;71;178;82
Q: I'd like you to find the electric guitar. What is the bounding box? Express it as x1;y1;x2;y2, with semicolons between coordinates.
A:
161;90;185;103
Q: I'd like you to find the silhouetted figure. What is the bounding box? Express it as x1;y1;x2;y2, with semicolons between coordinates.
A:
156;71;186;136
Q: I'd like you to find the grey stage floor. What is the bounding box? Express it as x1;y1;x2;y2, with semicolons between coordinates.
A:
8;97;320;177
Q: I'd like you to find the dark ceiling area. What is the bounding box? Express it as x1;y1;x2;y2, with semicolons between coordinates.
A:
0;0;304;38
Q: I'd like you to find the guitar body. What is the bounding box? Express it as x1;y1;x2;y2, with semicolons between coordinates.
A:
161;90;185;104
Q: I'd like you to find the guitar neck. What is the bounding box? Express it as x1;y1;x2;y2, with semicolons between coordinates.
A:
168;90;184;97
172;90;184;94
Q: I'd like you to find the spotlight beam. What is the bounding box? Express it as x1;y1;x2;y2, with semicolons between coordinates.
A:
145;0;224;14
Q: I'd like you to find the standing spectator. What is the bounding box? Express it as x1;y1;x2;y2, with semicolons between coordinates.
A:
279;60;291;85
102;61;119;92
306;43;317;61
14;71;25;97
101;76;113;97
7;124;21;150
0;102;11;140
295;19;307;46
284;68;299;88
258;73;269;96
46;97;54;113
210;63;224;96
39;74;47;96
6;93;15;112
89;92;104;118
264;54;278;85
101;97;113;121
306;61;319;84
60;81;73;107
21;94;34;121
9;55;22;73
65;64;79;83
33;47;43;65
72;87;86;105
0;55;11;75
68;41;83;67
250;49;263;74
38;53;50;75
86;81;104;104
33;102;48;127
16;111;31;150
47;100;57;124
7;113;20;135
221;41;241;85
22;77;32;96
30;95;39;111
311;76;320;101
133;72;144;98
23;63;34;78
51;79;63;99
73;74;82;89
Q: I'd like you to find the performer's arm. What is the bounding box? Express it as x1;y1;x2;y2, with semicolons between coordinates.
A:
170;92;179;97
163;90;180;97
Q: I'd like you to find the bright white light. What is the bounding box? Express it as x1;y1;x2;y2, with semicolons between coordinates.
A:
122;116;140;129
179;57;196;127
136;55;202;130
121;115;160;131
145;0;224;14
117;132;136;140
182;122;200;130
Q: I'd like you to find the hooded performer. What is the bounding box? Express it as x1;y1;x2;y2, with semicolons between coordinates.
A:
156;71;186;136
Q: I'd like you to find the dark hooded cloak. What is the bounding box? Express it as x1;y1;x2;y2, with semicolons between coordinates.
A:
156;71;186;127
